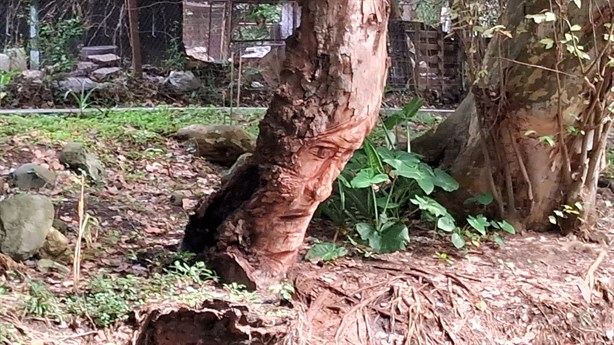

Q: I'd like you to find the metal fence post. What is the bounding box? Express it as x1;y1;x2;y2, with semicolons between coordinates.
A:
126;0;143;78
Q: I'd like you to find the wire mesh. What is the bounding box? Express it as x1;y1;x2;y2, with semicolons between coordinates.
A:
0;0;466;106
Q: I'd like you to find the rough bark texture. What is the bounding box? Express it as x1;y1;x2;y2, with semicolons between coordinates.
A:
417;0;613;235
182;0;391;289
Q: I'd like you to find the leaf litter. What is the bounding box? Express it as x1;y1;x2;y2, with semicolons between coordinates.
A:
0;111;612;344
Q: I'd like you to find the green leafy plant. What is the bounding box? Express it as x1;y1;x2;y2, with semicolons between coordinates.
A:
268;282;295;301
0;70;17;107
64;86;97;117
22;281;63;319
304;242;349;262
165;260;219;285
319;98;516;252
66;274;143;327
319;99;459;253
162;22;186;70
223;283;259;303
549;202;585;225
39;17;85;71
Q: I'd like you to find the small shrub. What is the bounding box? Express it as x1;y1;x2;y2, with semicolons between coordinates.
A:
22;281;63;319
318;98;515;253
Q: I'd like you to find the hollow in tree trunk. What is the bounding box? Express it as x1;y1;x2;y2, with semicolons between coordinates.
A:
182;0;391;289
415;0;613;237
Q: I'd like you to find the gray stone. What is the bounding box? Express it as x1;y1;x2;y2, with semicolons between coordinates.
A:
91;67;122;81
57;77;98;92
80;45;117;59
21;70;44;82
5;48;27;71
59;142;105;181
0;194;54;261
0;54;9;72
175;124;256;165
144;73;164;84
37;227;71;262
170;191;186;206
221;153;253;183
37;258;70;274
87;53;121;67
7;163;56;190
70;61;99;77
164;71;201;93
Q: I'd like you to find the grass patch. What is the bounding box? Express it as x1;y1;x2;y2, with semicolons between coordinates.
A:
0;108;264;146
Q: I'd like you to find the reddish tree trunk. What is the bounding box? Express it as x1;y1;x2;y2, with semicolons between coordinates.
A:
182;0;391;289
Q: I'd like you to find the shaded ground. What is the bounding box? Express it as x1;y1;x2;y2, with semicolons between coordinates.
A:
0;110;612;345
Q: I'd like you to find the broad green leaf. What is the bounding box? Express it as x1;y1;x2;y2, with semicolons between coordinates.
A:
467;215;489;236
539;38;554;49
451;233;466;249
493;233;505;246
382;113;405;130
572;0;581;8
544;11;557;21
304;242;348;262
356;222;377;241
411;196;448;217
356;222;409;253
539;135;555;146
464;193;494;206
437;215;456;232
549;215;557;224
570;24;581;31
337;174;351;188
376;197;399;209
375;221;410;253
497;220;516;234
432;168;459;192
401;98;424;119
416;177;435;195
363;139;385;173
350;168;388;188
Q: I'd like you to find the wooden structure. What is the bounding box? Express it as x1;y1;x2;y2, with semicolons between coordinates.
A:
388;20;465;104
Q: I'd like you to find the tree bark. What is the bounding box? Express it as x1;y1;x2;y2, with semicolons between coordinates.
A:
182;0;391;289
416;0;613;235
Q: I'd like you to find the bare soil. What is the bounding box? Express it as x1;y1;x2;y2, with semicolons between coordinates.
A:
0;115;612;345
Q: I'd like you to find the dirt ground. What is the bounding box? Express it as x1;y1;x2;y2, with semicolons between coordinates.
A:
0;112;612;345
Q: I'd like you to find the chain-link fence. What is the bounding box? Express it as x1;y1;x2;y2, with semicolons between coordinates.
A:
0;0;466;108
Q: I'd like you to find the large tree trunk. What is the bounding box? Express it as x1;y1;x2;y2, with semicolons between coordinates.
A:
182;0;391;289
416;0;613;235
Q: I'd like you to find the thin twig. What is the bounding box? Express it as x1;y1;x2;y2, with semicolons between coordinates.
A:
497;57;579;78
508;127;534;211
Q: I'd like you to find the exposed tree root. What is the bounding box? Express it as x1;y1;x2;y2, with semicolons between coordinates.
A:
132;299;294;345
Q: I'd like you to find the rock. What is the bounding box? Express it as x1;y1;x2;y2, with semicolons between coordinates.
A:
175;125;256;165
21;70;44;82
52;219;69;235
59;142;105;181
87;53;121;67
80;45;118;60
170;191;186;206
5;48;27;71
91;67;122;81
0;54;9;72
221;153;253;183
144;72;165;84
70;61;99;77
37;227;71;262
0;194;54;261
164;71;201;93
37;258;70;274
57;77;98;92
7;163;56;190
